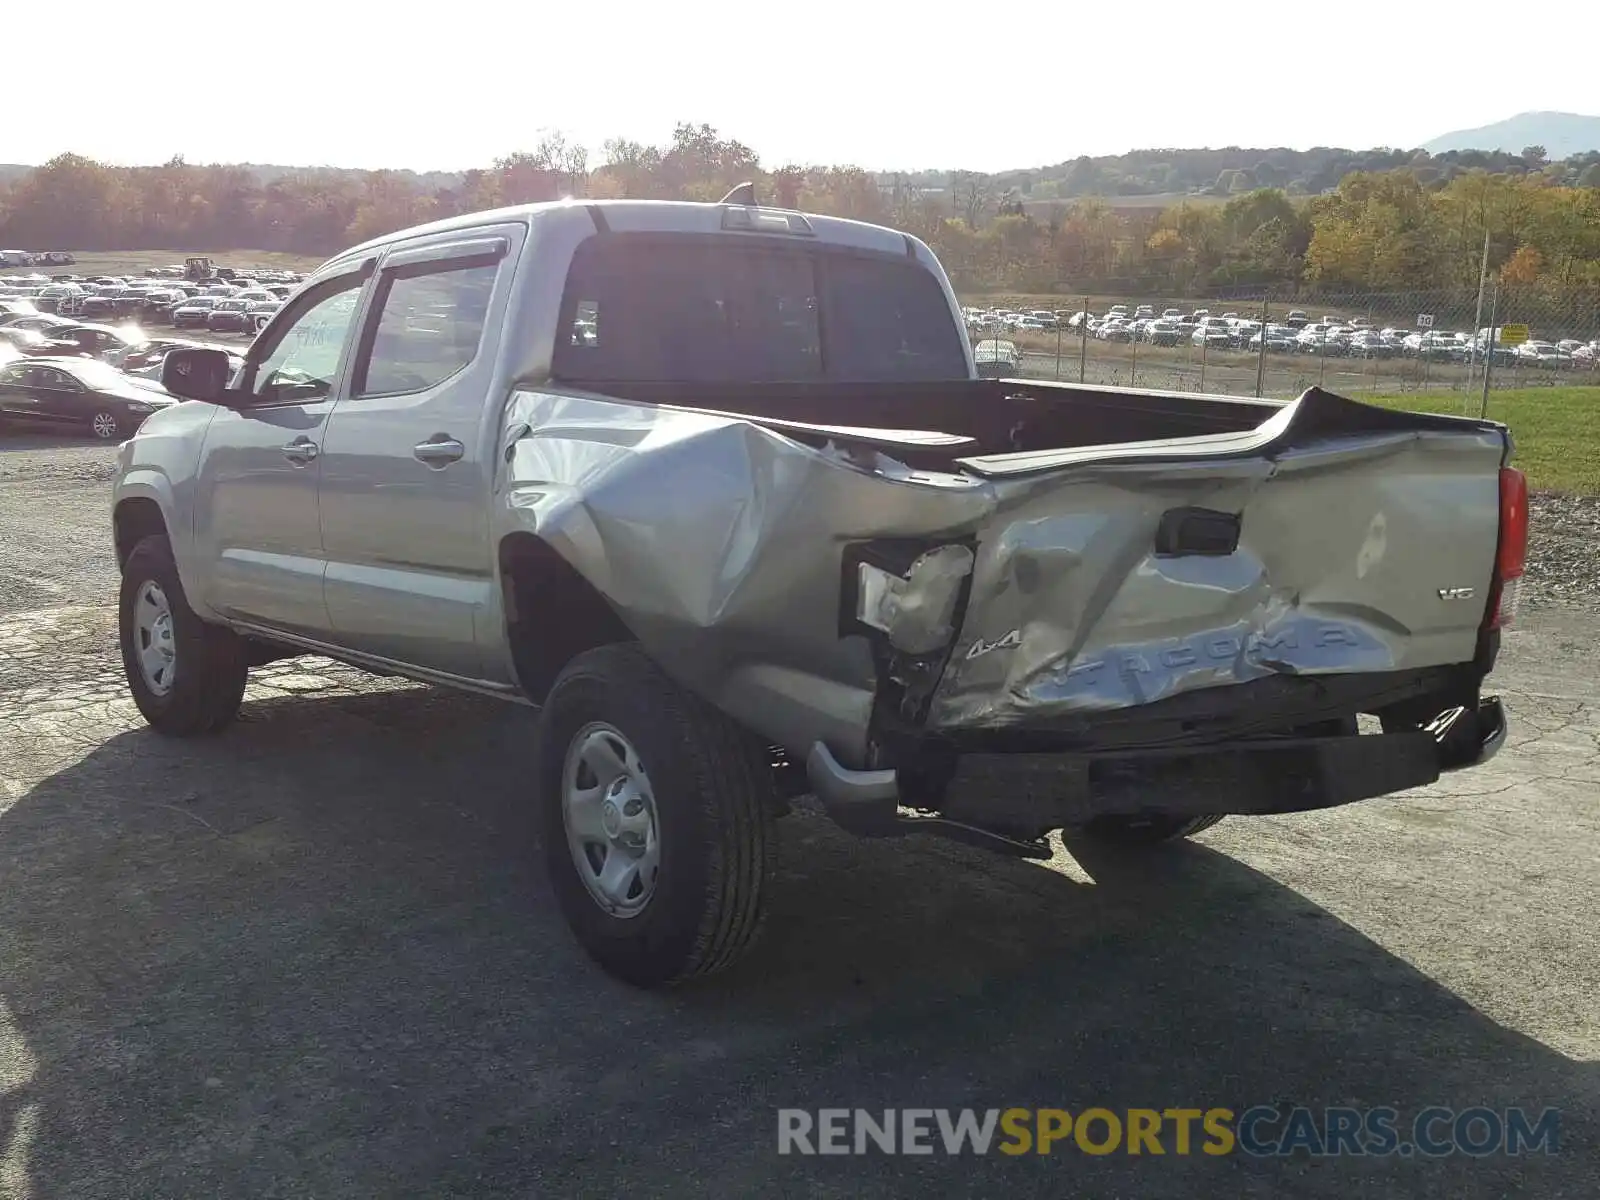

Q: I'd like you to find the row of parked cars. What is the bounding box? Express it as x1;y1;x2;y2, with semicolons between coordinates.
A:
966;303;1599;369
0;273;293;335
0;299;248;439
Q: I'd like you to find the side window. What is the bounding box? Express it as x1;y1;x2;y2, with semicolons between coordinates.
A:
246;274;366;404
353;259;498;397
569;299;598;347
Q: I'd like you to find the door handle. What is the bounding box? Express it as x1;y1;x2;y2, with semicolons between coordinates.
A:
413;436;465;467
281;437;319;465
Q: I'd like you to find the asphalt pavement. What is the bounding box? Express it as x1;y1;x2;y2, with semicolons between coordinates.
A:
0;435;1595;1198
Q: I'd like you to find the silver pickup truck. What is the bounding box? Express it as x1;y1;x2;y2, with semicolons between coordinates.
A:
113;192;1525;987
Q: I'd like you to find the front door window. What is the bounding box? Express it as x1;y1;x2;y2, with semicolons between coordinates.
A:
245;274;366;405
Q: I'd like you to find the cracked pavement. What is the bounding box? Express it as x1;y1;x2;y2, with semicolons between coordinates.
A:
0;435;1596;1198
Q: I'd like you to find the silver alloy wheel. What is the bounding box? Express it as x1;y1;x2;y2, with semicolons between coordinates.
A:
132;580;177;696
90;410;119;439
561;722;661;918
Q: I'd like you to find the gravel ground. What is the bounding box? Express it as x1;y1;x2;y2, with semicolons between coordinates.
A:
0;434;1596;1198
1527;493;1600;608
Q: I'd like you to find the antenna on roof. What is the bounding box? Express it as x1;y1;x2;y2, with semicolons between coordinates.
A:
719;181;757;206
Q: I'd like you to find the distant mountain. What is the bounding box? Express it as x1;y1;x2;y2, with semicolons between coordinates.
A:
0;164;31;185
1423;112;1600;158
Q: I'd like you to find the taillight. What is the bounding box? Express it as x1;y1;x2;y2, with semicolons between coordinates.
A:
1487;466;1528;629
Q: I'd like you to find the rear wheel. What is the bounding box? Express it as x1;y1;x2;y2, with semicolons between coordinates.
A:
536;643;774;987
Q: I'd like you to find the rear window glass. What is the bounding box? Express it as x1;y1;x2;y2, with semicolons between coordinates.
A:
552;235;967;383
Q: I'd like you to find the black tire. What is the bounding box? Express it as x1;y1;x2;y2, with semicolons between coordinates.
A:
119;535;248;736
1080;813;1226;846
536;643;774;988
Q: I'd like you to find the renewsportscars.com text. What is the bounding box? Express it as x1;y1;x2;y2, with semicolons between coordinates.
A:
777;1106;1561;1157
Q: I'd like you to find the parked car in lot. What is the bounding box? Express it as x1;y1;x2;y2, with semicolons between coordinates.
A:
245;300;280;333
206;298;255;332
1141;319;1182;346
973;337;1020;377
1347;331;1397;359
0;357;172;438
171;296;221;328
28;322;144;358
1247;324;1298;353
1296;323;1345;354
1;312;75;335
33;283;85;315
1516;341;1571;367
0;326;50;354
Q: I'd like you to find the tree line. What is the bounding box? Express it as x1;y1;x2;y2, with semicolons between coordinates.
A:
897;143;1600;201
1;124;1597;305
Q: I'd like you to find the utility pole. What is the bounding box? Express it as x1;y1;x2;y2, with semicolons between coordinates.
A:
1479;282;1498;419
1466;226;1491;391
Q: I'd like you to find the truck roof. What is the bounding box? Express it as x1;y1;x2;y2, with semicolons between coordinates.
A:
328;198;924;275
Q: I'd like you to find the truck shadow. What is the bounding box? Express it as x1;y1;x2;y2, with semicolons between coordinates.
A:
0;683;1591;1198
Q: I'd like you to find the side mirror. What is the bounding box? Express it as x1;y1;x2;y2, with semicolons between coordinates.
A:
161;346;235;403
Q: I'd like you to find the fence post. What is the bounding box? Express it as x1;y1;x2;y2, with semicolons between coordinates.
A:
1254;295;1269;398
1079;295;1088;384
1054;319;1062;381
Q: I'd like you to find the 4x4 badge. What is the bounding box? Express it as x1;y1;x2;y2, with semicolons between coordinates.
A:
966;629;1022;660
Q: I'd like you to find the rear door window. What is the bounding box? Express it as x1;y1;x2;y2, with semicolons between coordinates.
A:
353;259;499;397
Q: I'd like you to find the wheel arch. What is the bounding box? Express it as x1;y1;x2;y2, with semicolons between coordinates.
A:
499;531;637;704
113;492;171;569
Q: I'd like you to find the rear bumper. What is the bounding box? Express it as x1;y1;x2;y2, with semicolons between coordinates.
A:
807;697;1507;838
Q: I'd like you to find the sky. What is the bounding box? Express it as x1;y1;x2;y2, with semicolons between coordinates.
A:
9;0;1596;174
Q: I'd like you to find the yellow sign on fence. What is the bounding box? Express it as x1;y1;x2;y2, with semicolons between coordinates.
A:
1499;323;1530;346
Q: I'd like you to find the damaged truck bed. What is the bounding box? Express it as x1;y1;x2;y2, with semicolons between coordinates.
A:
505;376;1515;854
129;194;1524;985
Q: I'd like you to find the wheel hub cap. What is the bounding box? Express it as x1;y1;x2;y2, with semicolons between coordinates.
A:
133;580;177;696
561;723;660;918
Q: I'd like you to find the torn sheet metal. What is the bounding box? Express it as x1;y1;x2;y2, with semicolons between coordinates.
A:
496;387;1506;762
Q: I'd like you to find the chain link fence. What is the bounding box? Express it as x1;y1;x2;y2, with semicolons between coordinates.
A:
966;287;1600;410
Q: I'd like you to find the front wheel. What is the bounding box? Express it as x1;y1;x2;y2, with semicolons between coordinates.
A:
536;643;775;987
119;535;249;735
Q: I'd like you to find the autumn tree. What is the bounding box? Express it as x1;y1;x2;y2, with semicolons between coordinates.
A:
1500;245;1542;285
950;171;992;228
